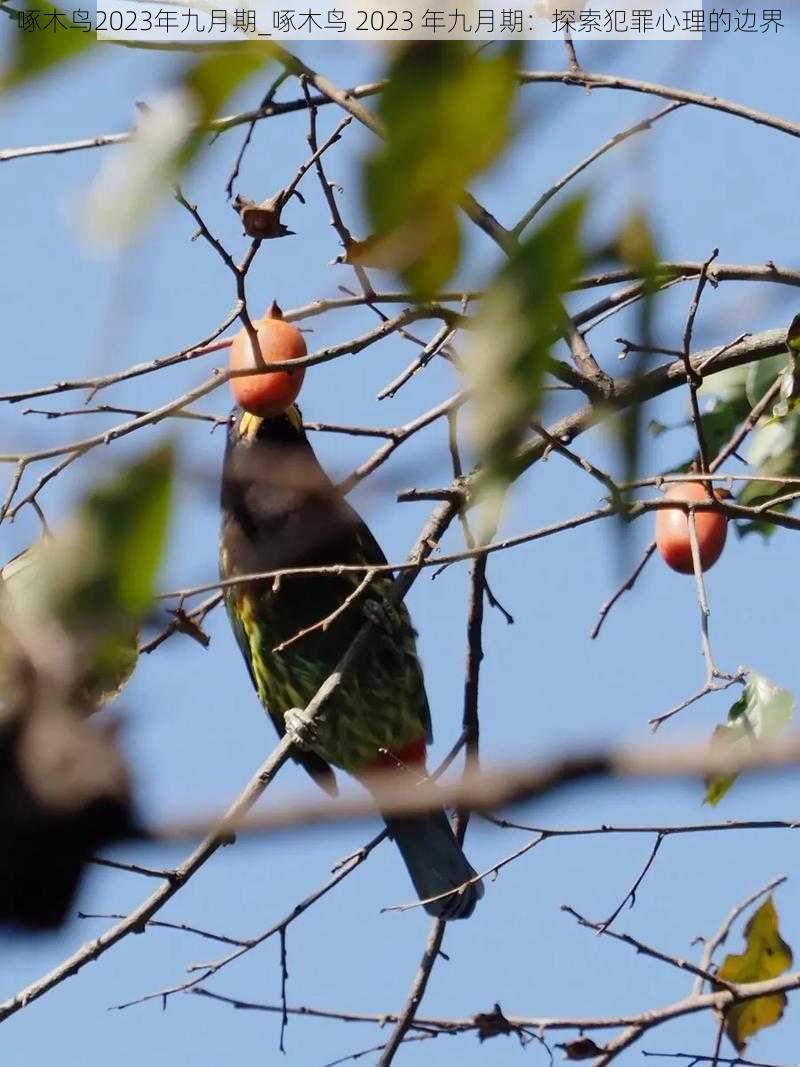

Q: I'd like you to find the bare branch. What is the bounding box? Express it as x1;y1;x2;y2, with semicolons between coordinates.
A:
514;103;684;236
518;68;800;142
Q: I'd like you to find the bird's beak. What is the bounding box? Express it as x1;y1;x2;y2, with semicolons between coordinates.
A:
286;404;302;431
238;412;263;440
237;405;302;440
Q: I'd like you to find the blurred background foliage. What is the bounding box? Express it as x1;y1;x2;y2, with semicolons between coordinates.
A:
0;446;172;926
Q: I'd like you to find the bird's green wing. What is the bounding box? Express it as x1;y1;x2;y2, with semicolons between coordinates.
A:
351;520;433;745
225;592;338;795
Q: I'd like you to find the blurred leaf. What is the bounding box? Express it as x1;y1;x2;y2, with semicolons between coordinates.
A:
787;312;800;354
75;442;173;619
2;543;137;711
0;1;98;91
744;418;796;473
1;445;173;712
683;355;797;540
716;896;792;1051
82;49;270;248
0;707;133;928
699;365;753;406
705;670;795;805
0;447;172;928
464;197;586;530
701;399;751;459
617;209;659;280
745;355;788;409
647;418;670;438
364;41;519;295
736;411;800;538
182;47;274;140
614;209;660;494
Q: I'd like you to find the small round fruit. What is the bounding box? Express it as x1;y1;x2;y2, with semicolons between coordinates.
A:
229;301;307;417
655;481;729;574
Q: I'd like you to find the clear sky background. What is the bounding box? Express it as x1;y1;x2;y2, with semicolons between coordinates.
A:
1;22;800;1067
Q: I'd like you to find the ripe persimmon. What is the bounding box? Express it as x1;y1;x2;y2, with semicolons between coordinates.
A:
229;301;307;417
655;481;729;574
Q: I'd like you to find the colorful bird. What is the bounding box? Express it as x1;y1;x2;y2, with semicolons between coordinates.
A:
219;404;483;919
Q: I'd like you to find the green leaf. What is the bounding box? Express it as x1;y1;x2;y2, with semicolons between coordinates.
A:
734;410;800;538
1;1;98;91
182;47;274;151
745;354;788;409
74;442;174;619
464;197;586;529
364;42;519;295
0;445;174;712
716;896;793;1051
647;419;669;438
705;669;795;805
687;355;799;541
617;209;660;282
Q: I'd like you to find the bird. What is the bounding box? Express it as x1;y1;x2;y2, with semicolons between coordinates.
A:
219;403;483;919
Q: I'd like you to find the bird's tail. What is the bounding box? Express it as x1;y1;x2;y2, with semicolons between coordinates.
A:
384;809;484;920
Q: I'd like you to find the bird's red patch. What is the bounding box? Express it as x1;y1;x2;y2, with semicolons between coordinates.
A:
370;737;427;772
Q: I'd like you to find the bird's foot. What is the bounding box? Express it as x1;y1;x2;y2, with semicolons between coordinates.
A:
363;597;406;638
285;707;317;751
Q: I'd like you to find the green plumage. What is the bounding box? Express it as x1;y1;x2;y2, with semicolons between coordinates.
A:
219;405;483;919
219;407;430;779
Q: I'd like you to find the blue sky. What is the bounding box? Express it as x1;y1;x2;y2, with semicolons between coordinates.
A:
1;25;800;1067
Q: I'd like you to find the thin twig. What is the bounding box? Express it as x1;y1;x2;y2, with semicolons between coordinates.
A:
590;543;657;639
514;102;683;236
517;68;800;142
681;249;719;472
597;833;665;932
78;913;251;948
225;70;291;199
563;906;735;993
375;920;447;1067
272;570;375;653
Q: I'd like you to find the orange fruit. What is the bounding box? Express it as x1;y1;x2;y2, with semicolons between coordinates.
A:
229;301;306;417
655;481;729;574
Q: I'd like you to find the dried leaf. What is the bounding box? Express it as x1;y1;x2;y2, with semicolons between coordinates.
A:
473;1003;515;1041
716;896;792;1051
233;193;295;239
557;1037;606;1060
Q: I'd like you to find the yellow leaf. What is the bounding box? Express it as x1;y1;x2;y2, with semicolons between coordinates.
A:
716;896;793;1051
